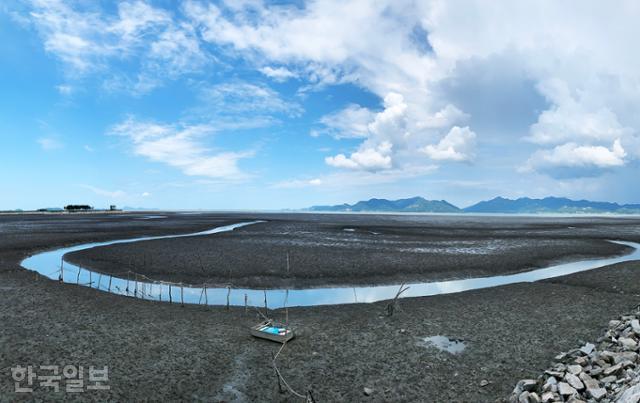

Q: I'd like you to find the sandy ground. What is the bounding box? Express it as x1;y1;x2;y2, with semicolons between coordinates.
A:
1;212;640;402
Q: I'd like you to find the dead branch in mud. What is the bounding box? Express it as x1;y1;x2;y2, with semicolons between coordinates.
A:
386;283;410;317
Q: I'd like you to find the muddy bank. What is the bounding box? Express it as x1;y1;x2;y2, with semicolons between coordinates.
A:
1;212;640;401
65;216;640;288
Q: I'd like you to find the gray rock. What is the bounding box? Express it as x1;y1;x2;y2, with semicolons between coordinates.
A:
590;366;604;377
363;387;374;396
618;337;638;350
586;386;606;400
610;320;622;329
568;365;583;375
617;383;640;403
613;352;639;364
579;373;599;390
545;370;565;378
540;391;555;403
521;379;538;392
518;391;530;403
631;319;640;334
558;382;577;396
480;379;490;387
600;375;617;384
565;373;585;390
581;343;596;355
603;363;623;377
528;392;541;403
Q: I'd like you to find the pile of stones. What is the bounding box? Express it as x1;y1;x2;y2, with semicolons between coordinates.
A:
508;307;640;403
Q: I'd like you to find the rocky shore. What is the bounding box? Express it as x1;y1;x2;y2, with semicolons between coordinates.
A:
509;307;640;403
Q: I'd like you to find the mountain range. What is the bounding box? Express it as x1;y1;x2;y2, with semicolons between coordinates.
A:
308;196;640;214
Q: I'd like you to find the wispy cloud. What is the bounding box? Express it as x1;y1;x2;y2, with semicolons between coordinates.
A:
110;117;254;181
198;82;303;117
259;66;297;82
37;137;63;150
25;0;209;94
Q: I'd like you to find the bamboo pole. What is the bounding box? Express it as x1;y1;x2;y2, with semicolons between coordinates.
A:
264;290;268;316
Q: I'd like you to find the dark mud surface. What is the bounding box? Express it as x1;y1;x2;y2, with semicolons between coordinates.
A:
65;213;640;288
1;212;640;402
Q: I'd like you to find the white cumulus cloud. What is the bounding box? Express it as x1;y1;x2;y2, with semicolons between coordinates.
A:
422;126;476;162
523;139;627;174
326;142;393;171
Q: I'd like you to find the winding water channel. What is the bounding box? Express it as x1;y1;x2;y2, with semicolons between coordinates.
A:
20;221;640;309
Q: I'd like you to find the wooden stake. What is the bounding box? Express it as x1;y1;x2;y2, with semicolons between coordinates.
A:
285;289;289;325
97;274;102;290
59;259;64;282
108;276;112;292
169;284;172;303
273;352;284;394
264;290;268;316
76;267;81;284
244;293;248;315
180;285;184;307
226;287;231;310
204;286;208;305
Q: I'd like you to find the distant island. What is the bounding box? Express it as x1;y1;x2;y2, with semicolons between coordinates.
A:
308;197;461;213
308;196;640;214
464;196;640;214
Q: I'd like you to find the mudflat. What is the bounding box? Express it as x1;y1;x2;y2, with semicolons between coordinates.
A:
1;212;640;401
65;213;638;287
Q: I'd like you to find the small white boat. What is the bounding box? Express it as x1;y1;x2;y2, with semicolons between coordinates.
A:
250;320;295;343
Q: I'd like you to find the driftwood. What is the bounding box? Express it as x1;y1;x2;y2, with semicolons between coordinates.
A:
386;283;410;317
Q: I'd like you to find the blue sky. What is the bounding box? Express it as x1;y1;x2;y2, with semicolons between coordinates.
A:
1;1;639;210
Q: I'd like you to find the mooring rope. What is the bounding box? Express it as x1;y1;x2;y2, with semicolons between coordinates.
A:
273;339;308;400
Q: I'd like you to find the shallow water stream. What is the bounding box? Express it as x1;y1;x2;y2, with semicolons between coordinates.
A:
20;221;640;308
